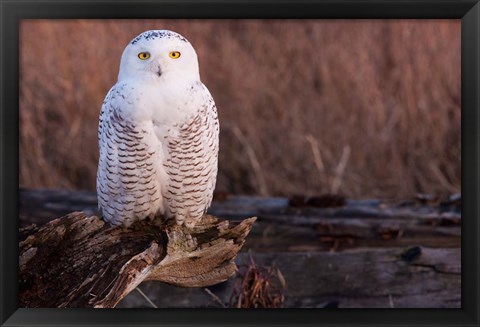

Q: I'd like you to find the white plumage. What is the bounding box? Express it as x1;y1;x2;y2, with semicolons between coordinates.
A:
96;30;219;228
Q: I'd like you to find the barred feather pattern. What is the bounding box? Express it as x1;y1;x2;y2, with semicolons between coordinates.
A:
97;84;164;227
97;82;219;228
162;89;219;227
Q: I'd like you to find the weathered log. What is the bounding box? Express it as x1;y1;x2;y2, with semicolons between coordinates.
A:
19;212;256;308
120;247;461;308
19;189;461;252
19;189;460;308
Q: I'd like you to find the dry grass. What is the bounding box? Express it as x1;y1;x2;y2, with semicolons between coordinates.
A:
229;257;286;308
20;19;460;198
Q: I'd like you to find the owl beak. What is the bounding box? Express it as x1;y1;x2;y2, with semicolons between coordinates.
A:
156;65;162;77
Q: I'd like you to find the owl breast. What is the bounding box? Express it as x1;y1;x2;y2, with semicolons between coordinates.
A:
160;92;219;228
97;84;166;227
97;81;219;228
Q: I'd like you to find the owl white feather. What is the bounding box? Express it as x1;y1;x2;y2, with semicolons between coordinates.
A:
96;30;219;228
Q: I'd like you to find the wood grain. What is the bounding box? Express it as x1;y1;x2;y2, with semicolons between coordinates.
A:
19;211;256;308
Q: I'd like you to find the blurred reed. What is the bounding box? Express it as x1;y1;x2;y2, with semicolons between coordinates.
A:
19;19;460;198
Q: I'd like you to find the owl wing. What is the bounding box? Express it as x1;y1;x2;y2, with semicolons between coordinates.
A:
161;83;219;227
97;82;164;227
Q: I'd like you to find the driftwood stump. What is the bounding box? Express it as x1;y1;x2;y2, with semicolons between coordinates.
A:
19;212;256;308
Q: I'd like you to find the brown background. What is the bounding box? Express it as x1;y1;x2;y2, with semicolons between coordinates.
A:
20;19;460;198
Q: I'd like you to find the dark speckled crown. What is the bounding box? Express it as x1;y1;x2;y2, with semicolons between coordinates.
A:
130;30;188;45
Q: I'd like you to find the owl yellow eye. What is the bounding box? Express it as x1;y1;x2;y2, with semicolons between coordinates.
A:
169;51;181;59
138;52;150;60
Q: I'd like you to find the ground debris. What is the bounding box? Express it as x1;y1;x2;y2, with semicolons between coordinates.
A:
229;257;286;308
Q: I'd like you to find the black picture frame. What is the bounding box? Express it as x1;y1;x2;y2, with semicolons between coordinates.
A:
1;0;478;326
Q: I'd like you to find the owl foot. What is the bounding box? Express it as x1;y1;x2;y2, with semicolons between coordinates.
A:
184;214;203;229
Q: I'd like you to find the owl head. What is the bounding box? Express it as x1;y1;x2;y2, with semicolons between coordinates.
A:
118;30;200;82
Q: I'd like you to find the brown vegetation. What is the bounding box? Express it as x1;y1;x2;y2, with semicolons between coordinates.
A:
229;257;286;308
20;19;460;198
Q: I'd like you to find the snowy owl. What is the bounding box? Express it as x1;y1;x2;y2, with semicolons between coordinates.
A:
96;30;219;228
